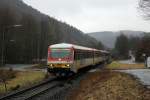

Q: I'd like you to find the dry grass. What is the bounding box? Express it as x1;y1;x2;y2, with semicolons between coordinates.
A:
106;61;145;69
68;70;150;100
0;70;46;94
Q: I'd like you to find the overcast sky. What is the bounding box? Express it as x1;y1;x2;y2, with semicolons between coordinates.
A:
23;0;150;33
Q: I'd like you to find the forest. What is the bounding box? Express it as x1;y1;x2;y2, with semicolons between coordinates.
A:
114;33;150;62
113;0;150;62
0;0;102;64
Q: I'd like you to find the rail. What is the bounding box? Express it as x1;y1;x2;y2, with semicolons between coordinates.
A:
0;77;57;100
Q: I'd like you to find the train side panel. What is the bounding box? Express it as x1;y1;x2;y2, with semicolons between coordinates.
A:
94;57;103;64
72;58;94;71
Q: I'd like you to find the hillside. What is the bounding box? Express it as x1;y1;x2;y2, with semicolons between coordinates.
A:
0;0;100;64
87;30;144;48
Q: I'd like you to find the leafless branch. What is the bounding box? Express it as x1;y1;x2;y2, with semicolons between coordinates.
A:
139;0;150;19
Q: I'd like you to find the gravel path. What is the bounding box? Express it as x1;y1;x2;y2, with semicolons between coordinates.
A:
0;64;47;72
0;64;35;70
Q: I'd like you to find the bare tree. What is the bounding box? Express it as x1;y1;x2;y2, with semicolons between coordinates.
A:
139;0;150;19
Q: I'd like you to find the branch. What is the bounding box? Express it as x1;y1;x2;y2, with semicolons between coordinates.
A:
139;0;150;19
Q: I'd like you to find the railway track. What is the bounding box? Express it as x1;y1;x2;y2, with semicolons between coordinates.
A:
0;73;86;100
0;75;81;100
0;77;61;100
0;64;104;100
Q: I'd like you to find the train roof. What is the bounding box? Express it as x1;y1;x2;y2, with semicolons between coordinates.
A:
49;43;109;53
49;43;93;51
100;50;110;54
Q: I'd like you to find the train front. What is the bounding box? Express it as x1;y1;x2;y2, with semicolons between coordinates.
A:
47;47;74;76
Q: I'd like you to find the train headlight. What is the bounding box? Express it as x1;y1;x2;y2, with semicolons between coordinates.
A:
50;64;53;68
66;64;70;67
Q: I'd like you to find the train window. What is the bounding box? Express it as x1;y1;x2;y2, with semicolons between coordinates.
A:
74;51;81;60
74;50;94;60
51;49;71;58
85;51;93;59
78;53;83;60
94;51;101;57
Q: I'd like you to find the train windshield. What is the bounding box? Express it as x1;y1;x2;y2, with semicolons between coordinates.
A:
50;49;72;58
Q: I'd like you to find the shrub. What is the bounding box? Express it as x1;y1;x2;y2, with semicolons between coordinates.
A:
0;69;16;82
10;84;20;91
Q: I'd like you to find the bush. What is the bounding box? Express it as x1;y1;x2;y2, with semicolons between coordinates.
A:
10;84;20;91
0;68;16;82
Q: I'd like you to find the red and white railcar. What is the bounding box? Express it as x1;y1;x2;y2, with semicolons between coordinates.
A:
47;43;109;76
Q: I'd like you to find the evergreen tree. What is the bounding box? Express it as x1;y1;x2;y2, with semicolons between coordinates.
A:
135;33;150;62
115;34;129;59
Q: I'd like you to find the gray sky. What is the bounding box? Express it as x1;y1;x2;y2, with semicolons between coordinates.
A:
23;0;150;33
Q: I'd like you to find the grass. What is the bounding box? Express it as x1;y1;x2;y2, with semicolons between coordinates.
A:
68;70;150;100
0;70;46;94
106;61;145;69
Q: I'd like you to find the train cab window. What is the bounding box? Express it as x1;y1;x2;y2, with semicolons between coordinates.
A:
51;49;72;58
